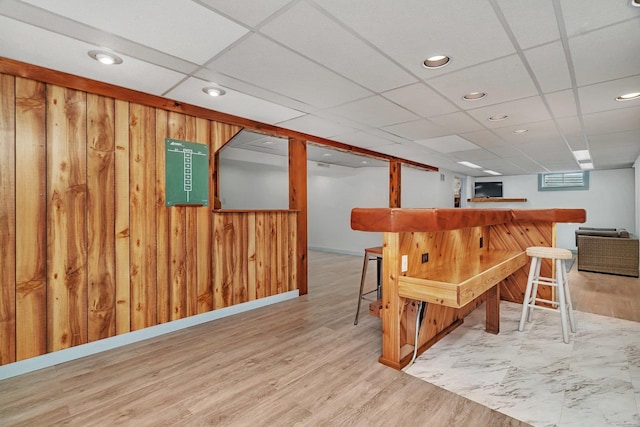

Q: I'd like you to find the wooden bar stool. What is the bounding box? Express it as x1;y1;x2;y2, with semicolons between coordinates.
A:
354;246;382;325
518;246;576;343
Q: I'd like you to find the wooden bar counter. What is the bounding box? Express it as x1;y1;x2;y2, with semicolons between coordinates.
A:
351;208;586;370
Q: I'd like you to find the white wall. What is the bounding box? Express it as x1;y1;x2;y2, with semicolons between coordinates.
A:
473;169;636;250
635;156;640;235
221;149;635;254
401;167;465;208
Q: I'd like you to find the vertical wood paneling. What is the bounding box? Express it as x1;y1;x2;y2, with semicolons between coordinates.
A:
288;213;297;291
15;77;47;360
114;100;130;335
247;213;257;301
185;116;199;316
46;85;88;352
233;213;248;304
212;213;225;309
1;70;299;366
87;93;116;342
255;212;267;300
155;109;170;324
269;213;278;297
129;103;156;330
194;117;212;314
0;74;16;364
165;111;188;321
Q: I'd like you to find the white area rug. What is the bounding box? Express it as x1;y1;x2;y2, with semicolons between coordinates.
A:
404;301;640;427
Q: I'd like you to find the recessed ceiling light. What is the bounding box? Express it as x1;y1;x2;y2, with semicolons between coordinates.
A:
580;162;594;170
488;114;508;121
457;161;482;169
361;160;368;164
615;92;640;101
512;129;528;134
483;169;502;176
262;140;274;145
572;150;591;161
322;153;333;157
202;87;226;97
88;50;122;65
423;55;451;69
463;92;486;101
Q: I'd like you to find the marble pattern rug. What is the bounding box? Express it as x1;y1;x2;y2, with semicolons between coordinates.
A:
404;301;640;427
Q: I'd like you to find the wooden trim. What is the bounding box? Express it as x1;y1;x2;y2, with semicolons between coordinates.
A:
289;138;308;295
467;198;527;203
0;57;438;173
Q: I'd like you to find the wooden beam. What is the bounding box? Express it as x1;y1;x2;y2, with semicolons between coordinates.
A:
389;160;401;208
289;138;308;295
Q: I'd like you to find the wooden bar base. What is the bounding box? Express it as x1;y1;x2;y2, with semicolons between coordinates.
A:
350;208;586;370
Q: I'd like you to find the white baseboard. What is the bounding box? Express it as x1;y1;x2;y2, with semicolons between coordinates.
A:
0;290;299;381
308;246;362;257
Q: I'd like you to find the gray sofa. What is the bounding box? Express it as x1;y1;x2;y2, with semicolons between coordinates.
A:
575;227;639;277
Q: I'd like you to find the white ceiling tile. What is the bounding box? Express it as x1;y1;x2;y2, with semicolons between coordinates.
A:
561;0;640;37
382;119;449;141
460;130;505;148
486;144;527;158
195;0;293;27
21;0;248;65
415;135;480;154
466;96;551;128
326;95;418;127
524;41;572;93
578;75;640;115
260;1;416;93
450;149;500;162
545;89;577;118
583;105;640;136
333;131;399;149
382;83;459;118
315;0;515;77
496;0;559;49
277;114;354;138
428;112;484;134
0;15;185;96
208;34;372;108
570;20;640;86
428;55;538;109
492;120;562;144
555;116;583;138
165;77;305;124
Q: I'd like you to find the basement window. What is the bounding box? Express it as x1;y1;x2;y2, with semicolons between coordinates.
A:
538;171;589;191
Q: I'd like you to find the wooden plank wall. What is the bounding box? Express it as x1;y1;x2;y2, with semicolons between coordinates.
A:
0;74;298;366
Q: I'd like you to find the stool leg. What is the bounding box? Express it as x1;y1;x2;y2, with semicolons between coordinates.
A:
519;257;538;331
354;253;369;325
527;258;542;322
556;259;570;343
562;259;577;333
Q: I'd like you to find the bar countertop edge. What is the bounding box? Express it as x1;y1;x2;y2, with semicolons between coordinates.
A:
350;208;586;232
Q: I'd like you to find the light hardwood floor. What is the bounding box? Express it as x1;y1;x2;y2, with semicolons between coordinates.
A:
0;251;637;426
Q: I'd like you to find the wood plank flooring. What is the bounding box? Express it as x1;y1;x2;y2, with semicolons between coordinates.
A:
1;251;637;426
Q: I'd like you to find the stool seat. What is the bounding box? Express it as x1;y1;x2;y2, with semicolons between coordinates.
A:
519;246;576;343
526;246;572;260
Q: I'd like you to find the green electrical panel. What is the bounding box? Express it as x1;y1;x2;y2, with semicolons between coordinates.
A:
165;138;209;206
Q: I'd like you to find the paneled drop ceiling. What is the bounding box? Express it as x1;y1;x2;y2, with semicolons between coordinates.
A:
1;0;639;176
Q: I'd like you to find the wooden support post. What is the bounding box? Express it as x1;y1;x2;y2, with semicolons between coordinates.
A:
289;138;308;295
389;160;401;208
485;284;500;334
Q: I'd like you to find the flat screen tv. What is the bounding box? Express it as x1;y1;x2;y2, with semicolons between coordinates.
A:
474;181;503;198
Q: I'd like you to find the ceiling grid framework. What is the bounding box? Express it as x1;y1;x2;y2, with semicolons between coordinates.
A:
0;0;638;176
